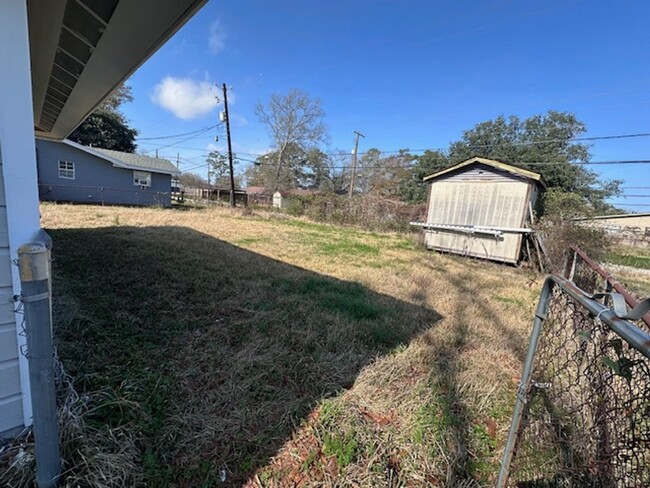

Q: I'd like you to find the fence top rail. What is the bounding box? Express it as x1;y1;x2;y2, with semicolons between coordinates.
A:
550;274;650;360
570;244;650;327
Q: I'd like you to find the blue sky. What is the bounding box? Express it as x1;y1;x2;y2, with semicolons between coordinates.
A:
123;0;650;211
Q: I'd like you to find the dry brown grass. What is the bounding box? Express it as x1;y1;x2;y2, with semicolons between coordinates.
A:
10;202;543;486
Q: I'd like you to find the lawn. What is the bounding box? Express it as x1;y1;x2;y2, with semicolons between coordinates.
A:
8;203;545;487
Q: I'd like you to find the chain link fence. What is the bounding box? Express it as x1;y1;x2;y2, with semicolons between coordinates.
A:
497;269;650;487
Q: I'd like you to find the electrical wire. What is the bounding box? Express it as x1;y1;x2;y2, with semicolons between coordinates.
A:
136;124;221;141
244;159;650;170
225;130;650;159
137;129;650;157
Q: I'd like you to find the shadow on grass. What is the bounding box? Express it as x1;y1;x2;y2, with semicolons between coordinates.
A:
428;264;529;485
50;225;442;486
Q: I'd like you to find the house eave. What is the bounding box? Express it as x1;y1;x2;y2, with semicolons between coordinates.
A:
29;0;207;141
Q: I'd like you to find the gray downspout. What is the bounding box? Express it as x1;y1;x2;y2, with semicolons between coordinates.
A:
18;240;60;488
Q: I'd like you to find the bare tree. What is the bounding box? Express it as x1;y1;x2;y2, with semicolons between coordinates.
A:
255;89;327;190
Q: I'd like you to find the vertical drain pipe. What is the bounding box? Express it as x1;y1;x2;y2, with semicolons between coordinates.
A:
18;242;60;488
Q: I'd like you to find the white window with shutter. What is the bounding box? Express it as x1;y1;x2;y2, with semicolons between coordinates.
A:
58;160;75;179
133;170;151;187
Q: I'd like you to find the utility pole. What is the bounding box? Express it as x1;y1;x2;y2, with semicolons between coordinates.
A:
222;83;236;208
348;130;365;198
176;153;180;169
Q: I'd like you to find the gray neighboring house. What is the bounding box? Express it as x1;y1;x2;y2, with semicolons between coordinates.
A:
36;138;180;207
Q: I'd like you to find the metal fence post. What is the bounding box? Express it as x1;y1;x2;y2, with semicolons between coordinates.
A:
496;277;555;488
18;242;60;488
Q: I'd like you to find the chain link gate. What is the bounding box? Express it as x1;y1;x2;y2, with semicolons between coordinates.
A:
496;273;650;487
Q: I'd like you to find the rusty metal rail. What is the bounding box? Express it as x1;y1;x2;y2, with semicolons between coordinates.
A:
567;244;650;327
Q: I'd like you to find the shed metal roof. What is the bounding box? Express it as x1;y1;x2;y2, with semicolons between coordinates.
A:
423;157;546;187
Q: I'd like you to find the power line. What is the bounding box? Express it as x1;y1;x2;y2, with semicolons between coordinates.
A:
228;130;650;159
136;124;220;141
246;159;650;170
141;126;218;153
136;129;650;157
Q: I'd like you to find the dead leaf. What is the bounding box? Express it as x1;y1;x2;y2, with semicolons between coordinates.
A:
358;405;397;426
486;418;497;438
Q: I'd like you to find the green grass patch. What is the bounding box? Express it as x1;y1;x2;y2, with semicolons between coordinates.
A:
322;433;358;469
278;276;385;321
317;240;380;256
390;239;415;251
271;217;344;235
606;252;650;270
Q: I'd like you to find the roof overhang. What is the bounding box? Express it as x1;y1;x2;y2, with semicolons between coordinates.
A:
29;0;207;140
423;157;547;188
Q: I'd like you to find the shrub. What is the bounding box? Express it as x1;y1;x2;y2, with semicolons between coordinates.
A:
537;189;610;272
284;192;426;232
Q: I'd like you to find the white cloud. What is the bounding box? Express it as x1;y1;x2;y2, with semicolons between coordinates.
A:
151;77;220;120
208;19;226;53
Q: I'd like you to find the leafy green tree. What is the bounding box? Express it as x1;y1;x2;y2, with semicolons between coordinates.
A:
244;144;330;190
398;149;449;203
447;111;621;211
206;151;229;183
69;84;138;152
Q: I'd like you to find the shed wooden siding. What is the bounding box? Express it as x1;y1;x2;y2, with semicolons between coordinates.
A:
36;139;172;207
0;148;24;435
425;165;534;263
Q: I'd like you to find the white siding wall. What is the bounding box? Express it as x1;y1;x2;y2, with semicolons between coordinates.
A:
0;152;24;435
425;166;534;263
0;0;44;434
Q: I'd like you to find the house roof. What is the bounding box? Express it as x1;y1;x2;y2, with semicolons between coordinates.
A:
29;0;207;140
246;186;268;195
423;157;546;187
274;189;319;197
60;139;180;175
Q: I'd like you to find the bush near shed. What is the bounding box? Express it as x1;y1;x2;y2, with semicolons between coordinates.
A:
283;192;426;232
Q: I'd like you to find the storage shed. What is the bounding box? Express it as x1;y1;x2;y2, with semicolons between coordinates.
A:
420;157;545;264
273;189;318;209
